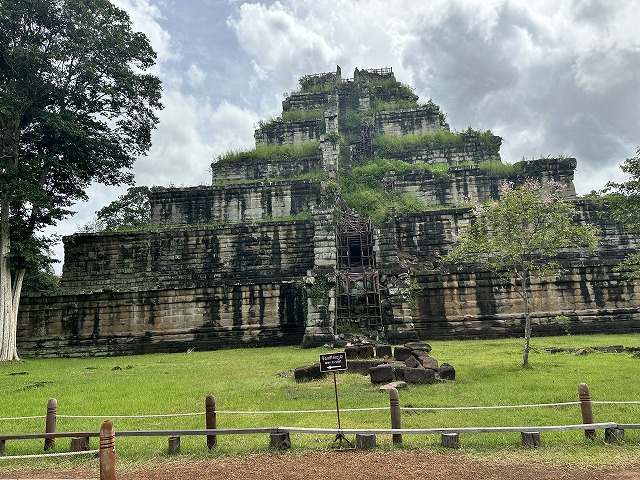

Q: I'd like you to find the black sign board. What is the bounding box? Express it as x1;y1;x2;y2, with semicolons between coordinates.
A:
319;352;348;372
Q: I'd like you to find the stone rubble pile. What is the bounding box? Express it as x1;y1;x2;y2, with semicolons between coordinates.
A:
294;341;455;386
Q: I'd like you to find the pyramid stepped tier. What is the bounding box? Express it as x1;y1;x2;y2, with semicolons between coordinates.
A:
17;66;640;357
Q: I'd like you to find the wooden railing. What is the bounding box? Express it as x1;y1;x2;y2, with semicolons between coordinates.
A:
1;384;638;479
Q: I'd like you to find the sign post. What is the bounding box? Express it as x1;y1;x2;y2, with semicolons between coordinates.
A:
319;352;351;447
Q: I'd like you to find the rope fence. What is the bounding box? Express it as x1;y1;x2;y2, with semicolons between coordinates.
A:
3;400;640;421
0;383;638;480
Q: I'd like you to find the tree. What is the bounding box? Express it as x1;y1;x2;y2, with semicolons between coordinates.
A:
603;148;640;280
0;0;162;360
443;180;599;367
81;186;152;233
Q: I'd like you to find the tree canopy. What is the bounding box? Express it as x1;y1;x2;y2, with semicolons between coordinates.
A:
81;186;152;233
0;0;162;360
603;148;640;280
443;180;599;367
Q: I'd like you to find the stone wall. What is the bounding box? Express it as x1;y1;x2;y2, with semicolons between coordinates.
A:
211;155;322;183
413;266;640;340
388;158;577;206
254;119;323;147
379;134;502;165
149;181;324;225
18;282;306;357
60;221;315;291
374;107;445;136
382;200;640;339
284;92;328;111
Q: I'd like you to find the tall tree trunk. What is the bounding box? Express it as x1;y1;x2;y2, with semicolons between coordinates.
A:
0;197;20;361
521;270;532;367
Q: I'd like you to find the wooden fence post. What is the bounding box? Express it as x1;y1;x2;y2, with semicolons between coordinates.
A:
168;436;181;454
70;436;90;452
578;383;596;439
44;398;57;451
206;394;217;449
99;421;116;480
355;433;376;450
441;433;459;449
521;431;541;447
269;431;291;450
389;387;402;445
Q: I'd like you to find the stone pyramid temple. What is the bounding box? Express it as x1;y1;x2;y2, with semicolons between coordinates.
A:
17;66;640;356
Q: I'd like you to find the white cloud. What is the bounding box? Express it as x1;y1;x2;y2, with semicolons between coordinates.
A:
228;1;339;85
209;101;259;158
186;63;207;87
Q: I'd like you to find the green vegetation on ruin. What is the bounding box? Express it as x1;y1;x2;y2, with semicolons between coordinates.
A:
476;159;523;175
280;108;324;122
340;157;450;224
373;129;498;158
367;75;419;106
294;71;419;110
1;333;639;468
215;142;320;165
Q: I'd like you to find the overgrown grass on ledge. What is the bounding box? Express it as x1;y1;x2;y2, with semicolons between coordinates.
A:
477;159;523;175
374;129;498;158
281;108;324;122
340;158;449;224
216;142;320;165
1;334;640;468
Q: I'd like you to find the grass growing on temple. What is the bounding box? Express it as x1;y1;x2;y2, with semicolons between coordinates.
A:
1;333;640;468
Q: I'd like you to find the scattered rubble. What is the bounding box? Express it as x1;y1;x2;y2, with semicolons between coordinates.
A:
294;341;455;385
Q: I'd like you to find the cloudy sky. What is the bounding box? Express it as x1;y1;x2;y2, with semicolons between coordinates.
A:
50;0;640;271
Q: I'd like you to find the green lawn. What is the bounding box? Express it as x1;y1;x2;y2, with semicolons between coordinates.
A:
1;333;639;469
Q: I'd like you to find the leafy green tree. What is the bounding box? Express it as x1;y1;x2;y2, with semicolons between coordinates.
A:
603;148;640;280
82;186;152;232
443;180;599;367
0;0;162;360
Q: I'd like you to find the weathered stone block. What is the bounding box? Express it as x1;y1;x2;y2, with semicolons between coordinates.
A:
418;355;438;371
369;364;395;383
438;363;456;380
358;344;375;358
405;342;432;353
394;346;412;361
404;366;436;384
375;344;392;358
344;346;360;359
294;364;325;382
404;355;421;368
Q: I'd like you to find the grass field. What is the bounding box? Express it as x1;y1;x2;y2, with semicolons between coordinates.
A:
1;333;639;469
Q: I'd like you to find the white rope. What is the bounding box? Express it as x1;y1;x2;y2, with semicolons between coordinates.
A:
2;401;638;422
58;413;202;419
592;400;640;405
217;407;389;414
0;449;98;460
402;402;580;411
0;416;46;421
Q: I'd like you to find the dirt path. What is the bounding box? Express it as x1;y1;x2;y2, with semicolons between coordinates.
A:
3;451;640;480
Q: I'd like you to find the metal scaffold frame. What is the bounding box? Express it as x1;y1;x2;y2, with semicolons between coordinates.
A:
335;213;383;332
354;124;374;160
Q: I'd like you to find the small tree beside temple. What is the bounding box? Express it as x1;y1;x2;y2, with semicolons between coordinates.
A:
443;180;599;367
603;147;640;280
